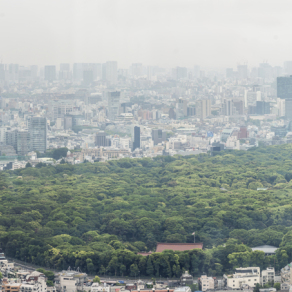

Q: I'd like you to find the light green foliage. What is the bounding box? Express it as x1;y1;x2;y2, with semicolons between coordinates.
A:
93;276;100;283
2;145;292;276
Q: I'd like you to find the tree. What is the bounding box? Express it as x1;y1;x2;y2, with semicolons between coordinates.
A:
0;271;2;279
130;264;139;277
52;148;68;160
254;283;261;292
25;162;32;168
93;276;101;284
146;257;154;276
274;283;280;291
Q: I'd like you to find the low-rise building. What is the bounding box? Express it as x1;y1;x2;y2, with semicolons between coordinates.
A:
224;267;260;289
261;267;275;286
200;275;214;292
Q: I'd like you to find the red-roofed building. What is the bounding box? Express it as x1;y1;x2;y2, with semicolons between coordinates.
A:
156;242;203;252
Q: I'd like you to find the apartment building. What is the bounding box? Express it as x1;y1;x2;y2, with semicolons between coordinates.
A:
224;267;260;289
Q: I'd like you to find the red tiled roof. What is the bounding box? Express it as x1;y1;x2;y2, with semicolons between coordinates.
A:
156;242;203;252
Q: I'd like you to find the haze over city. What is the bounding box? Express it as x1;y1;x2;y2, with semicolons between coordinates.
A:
1;0;292;68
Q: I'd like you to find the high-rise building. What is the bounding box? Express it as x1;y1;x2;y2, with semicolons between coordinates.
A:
8;64;19;81
5;130;18;151
51;100;73;121
233;100;244;115
59;63;70;80
83;70;94;85
152;129;166;145
31;65;38;80
17;130;30;155
277;76;292;99
194;65;200;79
222;99;234;116
285;99;292;119
29;117;47;153
258;63;273;79
131;63;143;77
132;126;140;151
196;99;211;120
173;67;187;80
107;91;120;120
73;63;83;81
169;108;176;119
44;66;56;81
0;127;6;143
95;132;111;147
256;101;270;115
237;65;248;79
104;61;118;85
176;98;188;119
0;64;5;81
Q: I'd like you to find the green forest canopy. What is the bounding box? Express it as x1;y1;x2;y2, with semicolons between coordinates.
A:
2;144;292;277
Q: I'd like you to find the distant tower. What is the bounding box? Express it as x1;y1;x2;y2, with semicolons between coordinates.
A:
44;65;56;81
132;126;140;151
107;91;120;120
29;117;47;153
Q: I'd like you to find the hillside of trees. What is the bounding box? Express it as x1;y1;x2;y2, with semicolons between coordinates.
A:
2;145;292;277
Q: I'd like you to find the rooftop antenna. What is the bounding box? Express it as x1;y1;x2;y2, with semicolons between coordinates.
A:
192;232;195;243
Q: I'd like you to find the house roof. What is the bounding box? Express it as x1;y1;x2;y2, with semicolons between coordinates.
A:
156;242;203;252
251;245;278;254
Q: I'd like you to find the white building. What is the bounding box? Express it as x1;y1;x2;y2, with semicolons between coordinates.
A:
91;283;110;292
200;275;215;292
225;267;260;289
55;270;87;292
261;267;275;286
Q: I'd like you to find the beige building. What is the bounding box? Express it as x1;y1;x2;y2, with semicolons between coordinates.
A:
262;267;275;286
2;283;22;292
195;99;211;120
200;275;215;292
225;267;260;289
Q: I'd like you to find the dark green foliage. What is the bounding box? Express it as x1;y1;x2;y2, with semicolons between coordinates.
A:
2;144;292;276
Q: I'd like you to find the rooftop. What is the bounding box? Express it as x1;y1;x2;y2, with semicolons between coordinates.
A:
251;245;278;254
156;242;203;252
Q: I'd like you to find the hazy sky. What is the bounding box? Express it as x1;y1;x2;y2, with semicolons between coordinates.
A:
1;0;292;69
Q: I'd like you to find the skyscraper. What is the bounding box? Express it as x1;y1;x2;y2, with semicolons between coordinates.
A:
29;117;47;153
194;65;200;79
44;66;56;81
195;99;211;120
95;132;111;147
277;76;292;99
83;70;94;85
237;65;248;79
131;63;143;77
222;99;234;116
152;129;166;145
17;130;30;155
59;63;70;80
277;76;292;118
256;101;270;115
173;67;187;80
104;61;118;85
107;91;120;120
132;126;140;151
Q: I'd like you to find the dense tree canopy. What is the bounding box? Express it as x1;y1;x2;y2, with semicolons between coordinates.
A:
2;144;292;276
